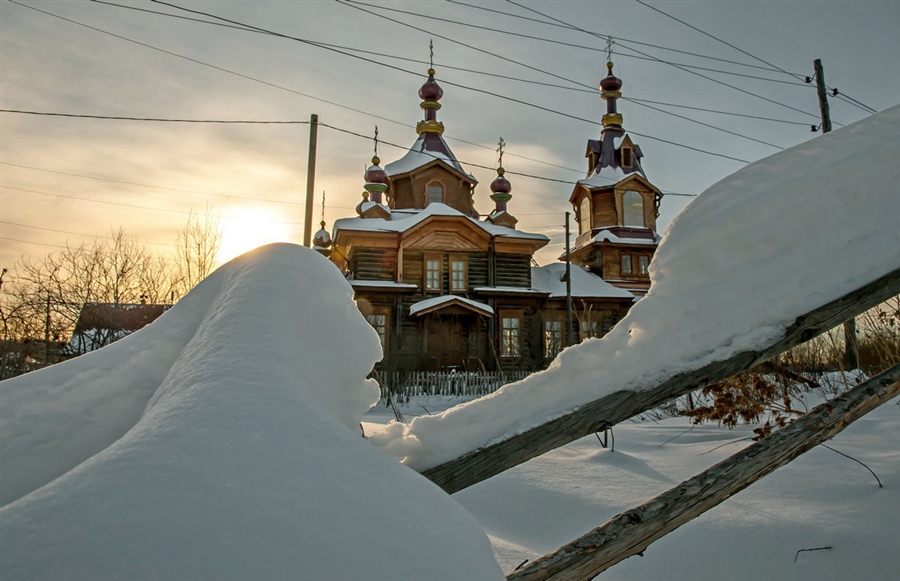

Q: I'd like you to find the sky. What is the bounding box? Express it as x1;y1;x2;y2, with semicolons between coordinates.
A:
1;0;898;269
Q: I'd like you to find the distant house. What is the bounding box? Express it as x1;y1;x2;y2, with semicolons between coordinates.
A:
64;302;170;356
316;61;662;376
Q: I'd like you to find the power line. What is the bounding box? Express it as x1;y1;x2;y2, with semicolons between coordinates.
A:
446;0;803;76
0;236;69;250
11;0;584;178
622;97;810;127
632;0;877;116
0;162;303;206
0;185;306;226
342;0;809;87
0;109;308;124
0;220;178;249
504;0;830;125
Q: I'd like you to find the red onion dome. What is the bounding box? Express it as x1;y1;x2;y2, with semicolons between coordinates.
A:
313;221;332;248
355;191;370;216
490;167;512;194
599;62;622;92
364;156;387;185
418;68;444;101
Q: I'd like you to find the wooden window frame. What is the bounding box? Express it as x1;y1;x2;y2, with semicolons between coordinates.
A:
621;253;633;275
580;318;600;341
543;318;563;359
621;147;633;168
639;255;650;276
499;309;523;359
622;190;644;227
449;254;468;293
579;196;592;235
364;306;391;351
424;253;443;293
427;181;444;206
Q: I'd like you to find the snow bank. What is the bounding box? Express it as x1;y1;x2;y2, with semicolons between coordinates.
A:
369;104;900;471
0;244;503;580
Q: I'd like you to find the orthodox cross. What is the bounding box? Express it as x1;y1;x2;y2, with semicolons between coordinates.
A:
497;137;506;169
373;125;379;158
320;191;326;224
429;39;434;68
605;36;614;62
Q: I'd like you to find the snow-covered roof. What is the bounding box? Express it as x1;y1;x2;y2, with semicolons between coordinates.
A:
350;280;418;291
591;226;661;246
385;133;476;181
473;286;547;296
578;165;628;188
333;203;548;242
531;263;635;299
409;295;494;317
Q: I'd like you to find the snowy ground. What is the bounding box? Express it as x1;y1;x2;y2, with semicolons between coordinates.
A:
367;394;900;580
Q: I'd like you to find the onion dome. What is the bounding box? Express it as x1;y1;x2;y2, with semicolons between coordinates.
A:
416;68;445;136
313;221;331;248
364;155;388;204
599;61;623;92
600;61;624;129
489;167;512;213
418;68;444;102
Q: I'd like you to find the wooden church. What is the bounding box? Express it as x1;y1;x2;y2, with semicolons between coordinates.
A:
314;61;663;375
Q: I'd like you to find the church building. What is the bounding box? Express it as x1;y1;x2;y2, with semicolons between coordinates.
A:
315;60;661;375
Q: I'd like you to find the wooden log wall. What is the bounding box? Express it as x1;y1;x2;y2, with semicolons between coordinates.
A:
350;247;397;281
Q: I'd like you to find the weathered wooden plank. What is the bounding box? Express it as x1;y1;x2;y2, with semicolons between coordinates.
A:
507;363;900;581
421;266;900;493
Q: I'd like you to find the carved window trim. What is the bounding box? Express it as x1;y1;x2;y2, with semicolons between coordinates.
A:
450;254;468;293
499;309;523;358
424;252;443;293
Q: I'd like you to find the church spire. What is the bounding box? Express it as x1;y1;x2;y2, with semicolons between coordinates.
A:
600;60;624;132
490;137;512;213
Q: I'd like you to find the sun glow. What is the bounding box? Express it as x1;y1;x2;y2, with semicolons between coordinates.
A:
218;208;295;263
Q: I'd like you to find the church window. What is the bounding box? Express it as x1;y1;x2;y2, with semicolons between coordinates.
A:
621;147;633;168
579;197;592;235
623;191;644;227
425;254;442;292
621;254;633;275
581;319;599;340
365;307;390;350
639;255;650;275
544;319;562;358
450;256;467;292
427;183;444;205
500;310;522;358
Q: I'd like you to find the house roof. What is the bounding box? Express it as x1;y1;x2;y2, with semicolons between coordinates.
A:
333;203;548;242
408;295;494;318
385;133;476;181
72;303;169;334
531;263;634;299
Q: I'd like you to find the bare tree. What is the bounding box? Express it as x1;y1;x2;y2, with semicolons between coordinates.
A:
172;206;222;297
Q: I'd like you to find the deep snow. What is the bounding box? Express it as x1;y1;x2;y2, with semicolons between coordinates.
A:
0;246;504;580
368;104;900;472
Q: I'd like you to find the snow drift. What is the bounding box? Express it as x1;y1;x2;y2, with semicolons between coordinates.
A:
369;104;900;471
0;245;503;580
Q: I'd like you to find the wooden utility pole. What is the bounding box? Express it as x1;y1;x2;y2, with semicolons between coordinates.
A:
564;212;574;346
303;113;319;248
814;59;858;370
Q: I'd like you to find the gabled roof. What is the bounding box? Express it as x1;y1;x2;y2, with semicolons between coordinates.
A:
409;295;494;318
385;133;476;182
582;127;647;186
531;263;634;299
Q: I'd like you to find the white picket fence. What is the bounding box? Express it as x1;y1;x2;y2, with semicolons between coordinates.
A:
375;370;531;399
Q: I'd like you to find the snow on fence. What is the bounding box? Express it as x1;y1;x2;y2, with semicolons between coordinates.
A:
375;370;531;399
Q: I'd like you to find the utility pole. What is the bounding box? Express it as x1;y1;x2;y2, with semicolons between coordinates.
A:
303;113;319;248
565;212;575;347
814;59;858;370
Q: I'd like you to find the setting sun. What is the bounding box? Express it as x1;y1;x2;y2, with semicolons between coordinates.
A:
217;208;296;264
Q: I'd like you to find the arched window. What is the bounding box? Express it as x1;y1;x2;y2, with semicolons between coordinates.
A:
427;183;443;205
623;191;644;227
579;196;592;234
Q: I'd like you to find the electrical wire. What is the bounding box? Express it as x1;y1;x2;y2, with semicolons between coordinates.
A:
0;220;178;249
632;0;877;115
0;109;307;124
0;235;69;250
505;0;831;125
0;162;303;206
13;0;586;177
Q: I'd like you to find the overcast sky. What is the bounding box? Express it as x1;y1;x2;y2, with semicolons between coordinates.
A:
2;0;898;268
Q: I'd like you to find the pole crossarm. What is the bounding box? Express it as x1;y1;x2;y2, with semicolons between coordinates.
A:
507;363;900;581
421;266;900;493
